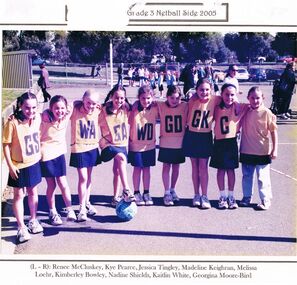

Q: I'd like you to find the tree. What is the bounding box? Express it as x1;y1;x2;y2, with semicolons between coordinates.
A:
271;33;297;57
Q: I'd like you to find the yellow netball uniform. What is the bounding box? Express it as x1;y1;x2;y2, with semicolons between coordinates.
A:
240;105;277;156
40;113;70;161
213;103;247;140
2;116;41;169
187;95;221;133
70;106;100;153
129;105;159;152
158;101;188;148
99;106;129;150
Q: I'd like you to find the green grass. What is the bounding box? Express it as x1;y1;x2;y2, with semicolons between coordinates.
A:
1;89;23;111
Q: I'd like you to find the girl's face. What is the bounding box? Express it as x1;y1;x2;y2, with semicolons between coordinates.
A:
83;93;98;114
196;82;211;101
248;90;264;109
20;98;37;120
139;92;153;109
221;86;237;107
51;101;67;121
167;92;181;108
112;90;126;109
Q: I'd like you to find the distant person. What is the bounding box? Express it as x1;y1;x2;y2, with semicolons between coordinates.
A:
181;64;195;96
94;64;102;78
224;64;240;96
117;63;124;86
38;62;51;103
277;62;296;119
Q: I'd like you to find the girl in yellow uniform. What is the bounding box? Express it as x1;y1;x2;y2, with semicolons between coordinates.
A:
99;85;135;206
183;78;221;209
3;92;43;243
69;89;101;221
40;95;76;225
210;84;248;209
128;86;159;206
158;85;188;206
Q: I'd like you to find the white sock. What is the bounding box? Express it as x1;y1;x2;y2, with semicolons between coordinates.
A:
165;190;171;195
220;190;226;198
49;208;57;216
228;191;234;198
170;188;175;193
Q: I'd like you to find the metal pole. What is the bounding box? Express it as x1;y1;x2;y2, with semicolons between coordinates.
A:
109;39;113;88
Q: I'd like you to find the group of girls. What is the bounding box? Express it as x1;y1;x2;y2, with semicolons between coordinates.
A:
3;78;278;243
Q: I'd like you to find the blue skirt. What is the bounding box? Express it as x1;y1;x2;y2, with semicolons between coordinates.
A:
182;129;213;158
210;137;239;169
40;154;67;177
70;148;101;168
158;147;185;164
101;146;127;162
128;149;156;167
8;161;41;188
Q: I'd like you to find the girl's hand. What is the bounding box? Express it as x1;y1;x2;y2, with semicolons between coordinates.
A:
8;165;20;180
270;150;277;159
41;109;51;122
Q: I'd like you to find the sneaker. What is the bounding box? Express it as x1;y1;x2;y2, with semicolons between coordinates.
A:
170;190;180;202
122;189;136;203
285;112;291;118
163;193;174;206
86;202;97;216
143;193;154;206
134;192;145;206
239;196;252;207
279;114;289;120
27;219;43;234
256;199;271;210
111;196;122;207
228;196;238;209
77;207;88;222
49;213;63;226
66;209;77;221
218;196;228;209
201;195;211;209
17;227;31;243
192;194;201;207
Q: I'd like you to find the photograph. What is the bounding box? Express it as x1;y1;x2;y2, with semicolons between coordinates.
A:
1;0;296;284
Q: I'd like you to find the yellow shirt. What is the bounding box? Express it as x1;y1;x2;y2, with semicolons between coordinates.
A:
158;101;188;148
129;104;159;152
70;105;100;153
240;105;277;155
2;116;41;169
213;103;247;140
187;95;221;133
99;105;129;150
40;112;70;161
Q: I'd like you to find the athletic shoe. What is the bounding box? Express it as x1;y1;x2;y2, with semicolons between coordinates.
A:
192;194;201;207
17;227;31;243
218;196;228;209
228;196;238;209
27;219;43;234
143;193;154;206
49;213;63;226
239;196;252;207
134;192;145;206
163;193;174;206
279;114;289;120
201;195;211;209
285;112;291;118
122;189;136;203
170;190;180;202
86;202;97;216
77;207;88;222
66;209;77;221
256;199;271;210
111;196;121;207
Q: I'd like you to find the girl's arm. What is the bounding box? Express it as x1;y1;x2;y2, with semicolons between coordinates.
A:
3;144;19;180
270;130;278;159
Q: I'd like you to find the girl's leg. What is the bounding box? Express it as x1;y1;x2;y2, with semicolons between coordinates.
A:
45;177;57;211
56;176;72;208
76;168;88;220
85;167;93;205
113;159;121;199
142;167;150;191
190;158;200;195
132;167;141;193
26;186;43;233
241;164;255;199
170;164;180;190
226;169;238;209
13;187;26;229
256;164;272;208
162;163;171;192
199;158;209;196
217;169;225;192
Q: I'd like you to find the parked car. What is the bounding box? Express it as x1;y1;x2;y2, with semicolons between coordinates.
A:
235;68;249;81
265;69;283;81
248;68;267;81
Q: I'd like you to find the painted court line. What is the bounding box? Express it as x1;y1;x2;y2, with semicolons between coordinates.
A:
271;168;297;182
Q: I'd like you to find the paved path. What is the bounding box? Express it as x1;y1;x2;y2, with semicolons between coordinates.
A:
1;83;296;256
